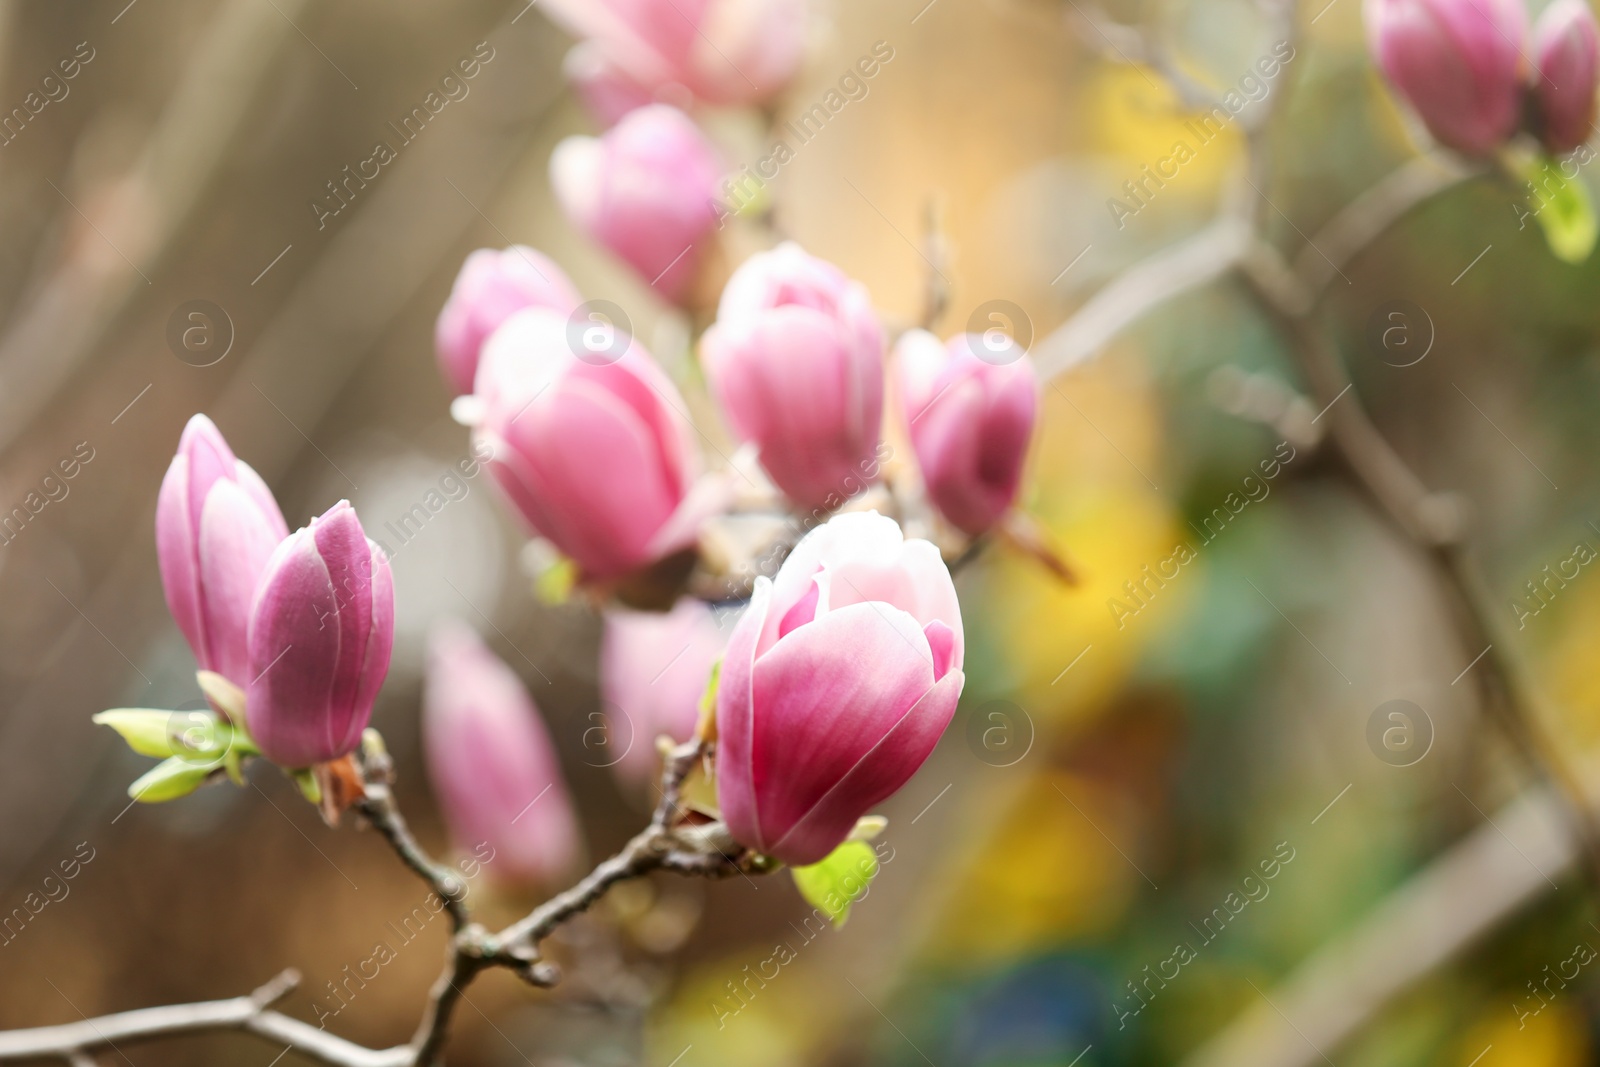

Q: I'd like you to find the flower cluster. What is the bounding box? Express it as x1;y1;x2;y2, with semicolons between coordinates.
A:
428;226;999;865
1367;0;1599;157
404;0;1064;870
438;240;1042;595
100;0;1050;891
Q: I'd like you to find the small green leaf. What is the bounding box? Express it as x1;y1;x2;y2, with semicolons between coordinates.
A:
291;767;322;806
535;557;578;605
791;840;879;928
163;712;254;771
127;757;216;803
694;656;722;741
94;710;180;758
700;657;722;716
1518;154;1598;264
224;747;246;786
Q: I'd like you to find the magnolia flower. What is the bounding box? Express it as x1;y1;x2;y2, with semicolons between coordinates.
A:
543;0;806;110
424;620;581;885
716;511;963;866
246;502;394;768
551;105;722;302
1531;0;1600;153
472;307;705;581
1365;0;1526;157
156;414;290;691
435;246;582;396
700;243;885;510
896;329;1037;537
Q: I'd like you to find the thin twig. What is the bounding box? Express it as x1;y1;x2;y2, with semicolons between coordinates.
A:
496;741;738;957
0;970;416;1067
1064;2;1224;113
1032;218;1249;380
354;743;470;931
1292;153;1473;296
0;740;754;1067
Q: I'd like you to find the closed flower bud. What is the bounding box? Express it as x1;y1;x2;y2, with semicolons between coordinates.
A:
716;511;963;866
896;329;1037;537
435;246;582;396
156;414;290;691
246;502;394;768
1366;0;1526;156
1532;0;1600;153
700;243;885;509
543;0;806;109
424;620;581;885
472;307;704;582
600;598;731;781
551;105;722;302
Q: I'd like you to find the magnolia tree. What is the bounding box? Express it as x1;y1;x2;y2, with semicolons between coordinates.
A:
3;0;1600;1063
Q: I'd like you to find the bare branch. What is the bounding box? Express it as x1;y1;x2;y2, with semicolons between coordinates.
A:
0;737;758;1067
1064;2;1224;113
355;742;472;931
1033;218;1249;381
496;741;746;963
0;970;413;1067
1293;153;1475;297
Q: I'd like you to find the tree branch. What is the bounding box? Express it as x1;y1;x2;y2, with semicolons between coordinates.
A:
1292;153;1473;297
1063;2;1225;114
354;743;471;931
0;740;758;1066
0;970;415;1067
1033;218;1249;381
1239;237;1600;895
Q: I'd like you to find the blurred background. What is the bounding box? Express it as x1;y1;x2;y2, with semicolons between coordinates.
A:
2;0;1600;1065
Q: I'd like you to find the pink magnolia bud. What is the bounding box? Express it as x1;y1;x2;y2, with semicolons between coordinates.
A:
1365;0;1526;157
543;0;806;109
700;243;885;510
246;502;394;768
424;620;581;885
600;599;730;781
716;511;963;866
896;329;1037;537
564;42;659;127
472;307;703;582
156;414;290;689
1532;0;1600;153
550;105;722;302
435;246;582;397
